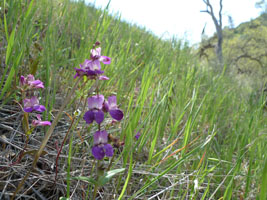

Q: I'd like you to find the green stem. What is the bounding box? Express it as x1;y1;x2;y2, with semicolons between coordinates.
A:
107;150;116;171
21;89;30;134
22;112;30;136
92;183;99;200
92;160;100;200
95;79;99;95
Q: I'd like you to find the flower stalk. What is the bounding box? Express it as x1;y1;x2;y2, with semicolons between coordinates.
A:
13;42;125;199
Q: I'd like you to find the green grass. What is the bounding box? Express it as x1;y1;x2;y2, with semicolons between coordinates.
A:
0;0;266;199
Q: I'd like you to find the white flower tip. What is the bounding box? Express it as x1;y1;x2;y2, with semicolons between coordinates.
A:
74;109;81;116
194;179;199;191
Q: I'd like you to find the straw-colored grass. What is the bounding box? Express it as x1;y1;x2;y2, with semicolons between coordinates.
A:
0;0;266;199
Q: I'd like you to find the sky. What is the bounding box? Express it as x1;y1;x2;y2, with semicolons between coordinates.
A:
84;0;261;44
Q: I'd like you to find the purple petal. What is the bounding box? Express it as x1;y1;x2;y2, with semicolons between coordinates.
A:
31;80;42;85
108;96;118;110
90;47;101;60
99;75;109;80
94;69;104;74
87;95;104;110
83;110;95;124
23;98;33;112
32;119;51;126
74;68;87;77
93;130;108;145
36;114;42;120
135;132;141;140
30;96;40;106
75;67;87;73
36;82;44;89
103;101;109;112
109;109;123;121
24;107;33;112
94;41;101;46
74;68;89;78
23;97;45;112
104;144;113;157
94;110;104;124
77;59;105;79
83;60;101;71
20;76;25;86
27;74;35;82
81;59;91;68
33;105;46;112
86;69;104;77
92;146;105;160
20;74;44;89
38;121;51;126
23;98;31;107
95;47;101;55
32;120;38;126
29;80;44;89
86;70;97;76
90;60;101;71
100;56;111;64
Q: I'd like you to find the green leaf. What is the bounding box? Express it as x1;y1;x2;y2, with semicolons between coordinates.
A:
0;67;15;99
24;0;35;20
260;159;267;200
59;197;69;200
118;155;133;200
72;176;97;185
3;0;8;42
98;168;125;186
0;50;23;100
5;28;15;65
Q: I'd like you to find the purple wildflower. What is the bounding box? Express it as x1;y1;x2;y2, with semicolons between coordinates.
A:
20;74;44;89
135;132;141;140
99;75;109;80
92;130;113;160
23;96;46;113
74;59;104;79
74;46;111;79
103;96;123;121
83;95;105;124
90;47;111;64
32;114;51;126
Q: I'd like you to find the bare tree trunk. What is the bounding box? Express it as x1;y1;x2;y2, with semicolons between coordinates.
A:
201;0;224;69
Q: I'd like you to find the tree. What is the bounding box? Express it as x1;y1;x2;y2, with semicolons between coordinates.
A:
201;0;223;69
255;0;267;13
228;15;234;29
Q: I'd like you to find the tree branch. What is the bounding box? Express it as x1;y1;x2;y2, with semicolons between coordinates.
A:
219;0;223;27
201;0;224;67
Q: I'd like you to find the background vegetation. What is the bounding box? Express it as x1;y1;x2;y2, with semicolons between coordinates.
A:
0;0;266;199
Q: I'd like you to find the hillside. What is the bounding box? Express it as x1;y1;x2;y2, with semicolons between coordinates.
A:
200;12;267;93
0;0;266;199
